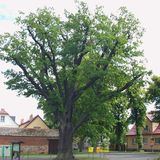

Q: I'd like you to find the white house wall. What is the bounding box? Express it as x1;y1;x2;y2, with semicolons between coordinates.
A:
0;115;18;128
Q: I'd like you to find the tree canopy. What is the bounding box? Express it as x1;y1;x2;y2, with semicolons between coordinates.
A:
146;75;160;121
0;2;148;160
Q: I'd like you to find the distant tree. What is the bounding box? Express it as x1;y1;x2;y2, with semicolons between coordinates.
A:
127;84;147;151
0;2;148;160
110;95;129;151
74;101;114;151
146;75;160;121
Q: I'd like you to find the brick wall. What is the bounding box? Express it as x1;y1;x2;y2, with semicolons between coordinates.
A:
21;145;48;154
0;136;50;154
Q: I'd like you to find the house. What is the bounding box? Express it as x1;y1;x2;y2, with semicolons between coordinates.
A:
127;112;160;151
18;114;59;154
0;108;18;128
19;114;49;129
0;109;59;154
0;112;59;154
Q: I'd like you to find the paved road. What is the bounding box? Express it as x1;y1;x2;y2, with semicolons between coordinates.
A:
1;152;159;160
102;152;160;160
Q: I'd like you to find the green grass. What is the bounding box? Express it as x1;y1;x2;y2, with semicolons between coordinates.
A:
20;154;109;160
76;154;109;160
20;153;110;160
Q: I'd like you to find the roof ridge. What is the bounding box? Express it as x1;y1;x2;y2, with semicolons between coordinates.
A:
0;108;9;115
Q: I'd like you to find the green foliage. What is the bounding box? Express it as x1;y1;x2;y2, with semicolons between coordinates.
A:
146;75;160;121
127;84;147;150
0;1;149;158
75;100;114;147
109;95;129;149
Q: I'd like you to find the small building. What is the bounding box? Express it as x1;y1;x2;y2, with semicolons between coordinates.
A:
0;127;59;154
0;108;18;128
0;110;59;154
127;112;160;151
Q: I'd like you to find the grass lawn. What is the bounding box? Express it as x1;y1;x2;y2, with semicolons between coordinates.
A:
75;153;109;159
20;153;110;160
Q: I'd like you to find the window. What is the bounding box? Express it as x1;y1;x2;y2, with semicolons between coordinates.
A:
132;138;136;144
144;125;149;132
33;126;41;129
0;116;5;122
143;138;148;144
155;138;160;144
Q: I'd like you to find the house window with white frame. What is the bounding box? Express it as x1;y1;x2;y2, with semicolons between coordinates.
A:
0;116;5;122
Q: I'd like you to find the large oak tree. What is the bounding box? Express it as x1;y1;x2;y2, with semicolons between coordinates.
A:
0;2;148;160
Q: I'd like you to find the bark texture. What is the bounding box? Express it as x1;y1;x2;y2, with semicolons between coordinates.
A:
55;121;74;160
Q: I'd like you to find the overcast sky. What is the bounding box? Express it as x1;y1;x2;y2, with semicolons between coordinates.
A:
0;0;160;123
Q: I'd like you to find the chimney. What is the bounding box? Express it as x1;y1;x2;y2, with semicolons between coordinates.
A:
1;108;5;112
29;114;33;120
0;108;8;115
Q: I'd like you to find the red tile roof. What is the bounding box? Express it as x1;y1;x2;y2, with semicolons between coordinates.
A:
20;119;31;127
153;124;160;134
127;125;136;136
127;114;160;136
147;113;154;121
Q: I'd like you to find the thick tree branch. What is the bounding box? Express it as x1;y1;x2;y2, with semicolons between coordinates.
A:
27;26;57;91
46;37;64;98
74;25;89;66
60;29;68;41
74;40;119;100
29;67;50;94
104;73;144;101
103;40;118;70
74;76;99;100
72;113;89;133
27;26;43;49
13;58;48;99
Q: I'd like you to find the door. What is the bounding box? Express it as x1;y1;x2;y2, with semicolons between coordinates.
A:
48;139;58;154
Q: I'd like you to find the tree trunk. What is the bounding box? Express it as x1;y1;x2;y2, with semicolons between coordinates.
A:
136;126;143;151
115;144;121;151
55;122;74;160
78;137;84;152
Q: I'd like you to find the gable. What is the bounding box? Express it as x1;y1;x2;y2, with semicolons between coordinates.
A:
0;108;9;115
0;114;18;128
127;116;158;136
127;125;136;136
25;116;49;129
